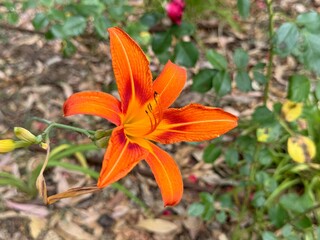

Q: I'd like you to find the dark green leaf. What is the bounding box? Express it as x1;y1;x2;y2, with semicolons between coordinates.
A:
155;50;171;64
293;216;312;229
268;205;289;228
62;40;77;57
48;9;66;21
225;148;239;167
23;0;38;10
94;15;111;39
236;71;251;92
203;144;221;163
274;23;299;57
280;193;314;214
252;106;276;127
296;11;320;33
48;24;66;39
233;48;249;69
237;0;250;19
173;42;199;67
152;31;172;54
206;50;228;70
188;203;205;216
288;74;310;102
171;22;195;37
202;204;215;221
140;12;161;27
200;192;214;204
32;13;49;30
63;16;87;37
212;71;231;96
191;69;216;93
66;3;102;17
40;0;53;7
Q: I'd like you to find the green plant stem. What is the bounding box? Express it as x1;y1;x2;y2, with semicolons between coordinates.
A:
263;0;274;105
43;122;95;139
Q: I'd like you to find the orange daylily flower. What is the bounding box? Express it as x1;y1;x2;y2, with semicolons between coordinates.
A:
63;27;238;206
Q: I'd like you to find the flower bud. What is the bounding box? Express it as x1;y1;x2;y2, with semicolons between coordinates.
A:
14;127;38;144
0;139;16;153
95;136;110;149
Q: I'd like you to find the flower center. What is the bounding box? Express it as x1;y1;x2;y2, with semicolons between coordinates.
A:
124;91;162;138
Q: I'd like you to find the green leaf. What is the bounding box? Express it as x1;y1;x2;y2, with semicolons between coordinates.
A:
203;144;221;163
155;50;171;64
295;30;320;75
7;12;19;24
67;3;103;17
206;50;228;70
94;15;111;39
32;13;49;30
274;22;299;57
140;12;161;27
40;0;53;7
253;62;267;85
216;211;227;223
212;71;231;96
315;81;320;100
252;106;276;127
200;192;214;204
233;48;249;69
151;31;172;54
237;0;250;19
173;42;199;67
296;11;320;33
63;16;87;37
236;71;251;92
225;148;239;167
293;216;312;229
48;24;66;39
288;74;310;102
252;191;265;208
268;205;289;228
258;148;272;166
62;40;77;57
262;231;277;240
48;9;66;21
188;203;205;216
191;69;216;93
171;22;195;37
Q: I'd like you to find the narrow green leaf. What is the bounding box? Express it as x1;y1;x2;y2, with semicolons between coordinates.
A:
288;74;310;102
315;81;320;100
237;0;250;19
173;42;199;67
191;69;216;93
206;50;228;70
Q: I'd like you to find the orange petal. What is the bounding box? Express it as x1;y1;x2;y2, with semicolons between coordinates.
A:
147;103;238;144
144;142;183;206
63;91;122;126
108;27;153;115
153;60;187;110
97;127;147;188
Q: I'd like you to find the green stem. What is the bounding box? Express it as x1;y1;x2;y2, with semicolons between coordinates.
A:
43;122;95;139
263;0;274;105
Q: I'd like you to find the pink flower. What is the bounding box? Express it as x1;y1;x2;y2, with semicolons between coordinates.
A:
166;0;185;25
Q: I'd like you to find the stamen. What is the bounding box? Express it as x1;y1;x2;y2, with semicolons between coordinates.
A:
144;91;162;133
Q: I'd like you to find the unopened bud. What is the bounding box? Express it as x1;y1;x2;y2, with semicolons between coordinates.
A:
95;136;110;148
0;139;16;153
14;127;38;144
